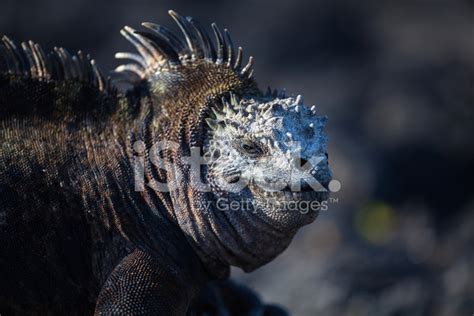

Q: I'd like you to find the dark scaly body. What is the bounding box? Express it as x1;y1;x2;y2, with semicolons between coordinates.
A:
0;74;206;314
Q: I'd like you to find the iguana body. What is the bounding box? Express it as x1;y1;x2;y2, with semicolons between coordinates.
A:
0;10;331;315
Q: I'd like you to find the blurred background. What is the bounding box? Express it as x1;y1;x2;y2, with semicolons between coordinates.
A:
2;0;473;315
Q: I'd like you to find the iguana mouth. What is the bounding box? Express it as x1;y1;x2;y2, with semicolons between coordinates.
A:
249;181;330;214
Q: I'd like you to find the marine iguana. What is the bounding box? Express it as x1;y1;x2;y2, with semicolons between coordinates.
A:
0;10;332;315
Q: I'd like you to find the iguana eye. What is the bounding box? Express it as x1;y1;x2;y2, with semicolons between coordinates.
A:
237;139;263;157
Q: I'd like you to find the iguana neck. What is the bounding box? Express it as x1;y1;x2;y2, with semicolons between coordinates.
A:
107;63;263;279
74;89;205;281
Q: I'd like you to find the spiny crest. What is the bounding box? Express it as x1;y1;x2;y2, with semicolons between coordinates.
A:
0;36;110;92
114;10;254;84
207;93;322;130
206;93;328;154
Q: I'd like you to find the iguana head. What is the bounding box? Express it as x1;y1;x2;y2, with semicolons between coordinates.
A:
204;94;331;230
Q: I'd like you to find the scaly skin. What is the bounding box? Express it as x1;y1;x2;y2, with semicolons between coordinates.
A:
0;10;331;315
